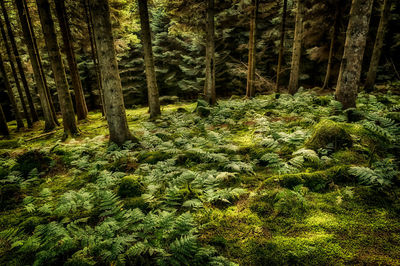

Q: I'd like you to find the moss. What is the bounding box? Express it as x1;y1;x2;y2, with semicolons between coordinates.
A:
333;150;367;165
0;139;20;149
0;184;22;211
12;150;52;178
123;196;149;211
306;120;353;151
137;151;171;164
118;175;145;198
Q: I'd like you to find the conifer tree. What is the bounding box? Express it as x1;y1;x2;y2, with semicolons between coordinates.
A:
0;103;9;136
276;0;287;92
205;0;216;104
246;0;259;98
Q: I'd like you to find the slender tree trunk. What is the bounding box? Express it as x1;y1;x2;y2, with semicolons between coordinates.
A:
288;0;304;95
84;0;105;116
0;103;9;136
335;0;374;109
364;0;392;92
89;0;137;145
1;0;39;122
204;0;216;104
322;7;339;90
36;0;78;136
138;0;161;117
0;52;24;129
276;0;287;93
54;0;88;120
0;19;32;128
15;0;57;131
246;0;259;98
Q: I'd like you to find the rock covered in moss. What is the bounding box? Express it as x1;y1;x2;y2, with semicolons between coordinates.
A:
159;95;179;105
306;120;353;151
12;150;52;178
118;175;145;198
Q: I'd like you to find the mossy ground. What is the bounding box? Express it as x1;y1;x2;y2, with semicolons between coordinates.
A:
1;90;399;265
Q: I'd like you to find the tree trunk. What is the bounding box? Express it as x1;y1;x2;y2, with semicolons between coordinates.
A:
89;0;137;145
1;0;39;122
364;0;392;92
0;52;24;130
54;0;88;120
0;19;32;128
335;0;374;109
322;7;339;90
84;0;105;116
36;0;78;136
288;0;304;95
276;0;287;93
204;0;216;104
138;0;161;117
0;103;9;136
246;0;259;98
15;0;57;131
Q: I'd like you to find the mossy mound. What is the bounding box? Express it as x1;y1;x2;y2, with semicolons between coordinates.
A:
12;150;52;178
118;175;145;198
137;151;171;164
306;120;353;151
159;95;179;105
0;139;20;149
0;184;22;211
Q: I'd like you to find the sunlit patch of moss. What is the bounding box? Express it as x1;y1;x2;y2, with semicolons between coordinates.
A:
305;211;338;229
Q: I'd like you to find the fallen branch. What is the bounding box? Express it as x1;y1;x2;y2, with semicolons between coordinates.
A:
26;130;57;141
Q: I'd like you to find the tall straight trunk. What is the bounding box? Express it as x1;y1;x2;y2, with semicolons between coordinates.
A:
54;0;88;120
89;0;137;145
0;52;24;129
1;0;39;122
288;0;304;95
15;0;57;131
364;0;392;91
84;0;105;116
138;0;161;117
0;19;32;128
336;0;374;109
246;0;259;98
322;7;339;90
36;0;78;136
0;103;9;136
276;0;287;93
204;0;216;105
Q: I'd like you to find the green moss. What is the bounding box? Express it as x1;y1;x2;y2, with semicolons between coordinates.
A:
137;151;171;164
306;120;353;151
123;196;148;211
0;139;20;149
118;175;145;198
0;184;22;211
12;150;52;178
333;150;367;165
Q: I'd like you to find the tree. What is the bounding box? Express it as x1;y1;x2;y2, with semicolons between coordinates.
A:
246;0;259;98
288;0;304;95
205;0;216;104
276;0;287;92
36;0;79;136
364;0;392;91
335;0;374;109
89;0;137;145
138;0;161;118
54;0;88;120
0;17;32;128
0;0;39;122
14;0;57;131
0;103;9;136
0;51;24;130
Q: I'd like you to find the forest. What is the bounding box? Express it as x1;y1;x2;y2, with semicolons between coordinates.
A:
0;0;400;265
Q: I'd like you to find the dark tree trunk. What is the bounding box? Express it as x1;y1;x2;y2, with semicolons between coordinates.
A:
138;0;161;117
54;0;88;120
0;103;9;136
246;0;259;98
335;0;374;109
1;0;39;122
322;7;339;90
0;18;32;128
0;52;24;130
36;0;78;136
89;0;137;146
15;0;57;131
204;0;216;105
276;0;287;93
288;0;304;95
364;0;392;91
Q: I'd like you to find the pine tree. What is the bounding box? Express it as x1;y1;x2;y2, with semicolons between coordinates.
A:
246;0;259;98
276;0;287;92
205;0;216;104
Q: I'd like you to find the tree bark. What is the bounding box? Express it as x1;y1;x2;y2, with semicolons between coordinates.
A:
364;0;392;92
0;103;9;136
1;0;39;122
288;0;304;95
335;0;374;109
204;0;216;104
246;0;259;98
15;0;57;131
0;18;32;128
322;7;339;90
36;0;78;136
276;0;287;93
138;0;161;117
89;0;137;145
0;52;24;130
54;0;88;120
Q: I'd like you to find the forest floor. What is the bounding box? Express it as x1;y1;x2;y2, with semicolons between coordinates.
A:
1;88;400;265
